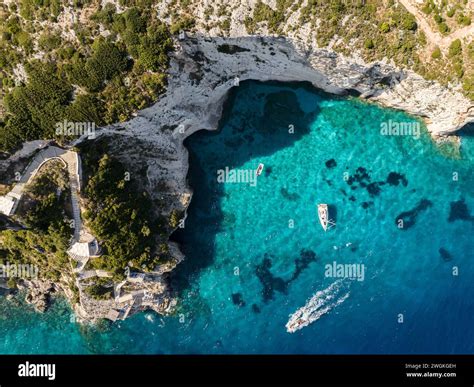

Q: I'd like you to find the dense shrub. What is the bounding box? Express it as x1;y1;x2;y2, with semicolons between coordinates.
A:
431;46;441;59
83;154;159;273
449;39;462;57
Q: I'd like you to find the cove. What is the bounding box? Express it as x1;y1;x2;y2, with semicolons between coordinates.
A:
0;80;473;354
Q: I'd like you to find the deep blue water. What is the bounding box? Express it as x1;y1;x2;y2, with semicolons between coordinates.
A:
1;81;473;354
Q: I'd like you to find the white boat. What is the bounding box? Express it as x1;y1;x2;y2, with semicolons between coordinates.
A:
318;203;329;231
255;163;264;176
286;281;350;333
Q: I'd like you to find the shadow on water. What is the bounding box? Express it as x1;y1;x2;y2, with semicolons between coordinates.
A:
458;122;474;137
328;204;337;224
170;80;324;295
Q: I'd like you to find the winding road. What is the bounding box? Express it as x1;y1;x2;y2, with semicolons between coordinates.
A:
0;146;83;240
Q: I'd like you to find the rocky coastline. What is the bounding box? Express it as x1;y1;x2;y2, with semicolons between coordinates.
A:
3;33;474;323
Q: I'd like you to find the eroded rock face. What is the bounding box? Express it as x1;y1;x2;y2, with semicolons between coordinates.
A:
20;280;54;313
112;35;473;142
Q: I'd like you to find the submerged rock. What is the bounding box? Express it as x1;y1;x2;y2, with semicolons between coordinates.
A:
448;198;474;222
280;187;300;201
386;172;408;187
231;293;246;307
325;159;337;169
439;248;453;262
255;256;288;303
395;199;433;230
252;304;261;313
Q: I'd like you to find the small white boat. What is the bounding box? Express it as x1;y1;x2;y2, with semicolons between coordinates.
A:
318;203;329;231
255;163;264;176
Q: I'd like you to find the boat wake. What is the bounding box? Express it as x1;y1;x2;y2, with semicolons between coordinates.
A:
286;280;350;333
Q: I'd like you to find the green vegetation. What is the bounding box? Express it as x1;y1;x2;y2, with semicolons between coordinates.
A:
449;39;463;57
81;153;160;277
240;0;473;101
448;39;464;78
421;0;472;30
84;277;114;300
2;61;75;151
1;0;473;155
169;15;196;35
0;2;173;153
0;162;72;282
364;39;375;50
431;46;442;59
67;38;129;93
457;13;471;26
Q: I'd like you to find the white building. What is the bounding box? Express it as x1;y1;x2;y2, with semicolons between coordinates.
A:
0;195;17;216
68;239;100;258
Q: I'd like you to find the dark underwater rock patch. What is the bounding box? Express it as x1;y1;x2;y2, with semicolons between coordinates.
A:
347;166;370;186
325;159;337;169
280;187;300;201
387;172;408;187
252;304;261;313
223;212;237;226
395;199;433;230
346;166;385;197
439;248;453;262
255;249;317;303
347;168;407;198
231;293;246;307
448;198;474;222
361;201;373;209
290;249;317;282
367;182;383;197
255;255;288;303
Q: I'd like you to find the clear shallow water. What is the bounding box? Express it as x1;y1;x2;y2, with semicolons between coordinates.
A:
1;81;473;354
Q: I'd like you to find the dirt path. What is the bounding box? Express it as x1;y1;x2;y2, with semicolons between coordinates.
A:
398;0;474;51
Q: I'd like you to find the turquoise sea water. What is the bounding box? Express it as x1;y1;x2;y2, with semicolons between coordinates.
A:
1;81;473;354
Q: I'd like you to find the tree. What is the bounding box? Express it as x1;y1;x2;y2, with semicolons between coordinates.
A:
449;39;462;57
401;14;417;31
83;154;157;271
138;24;173;72
84;38;128;92
431;46;441;59
364;39;374;49
380;22;390;33
438;22;449;34
124;7;146;33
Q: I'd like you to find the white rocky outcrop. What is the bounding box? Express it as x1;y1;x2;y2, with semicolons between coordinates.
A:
112;35;473;147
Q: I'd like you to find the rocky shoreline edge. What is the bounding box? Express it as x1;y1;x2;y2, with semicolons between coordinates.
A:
4;34;474;323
